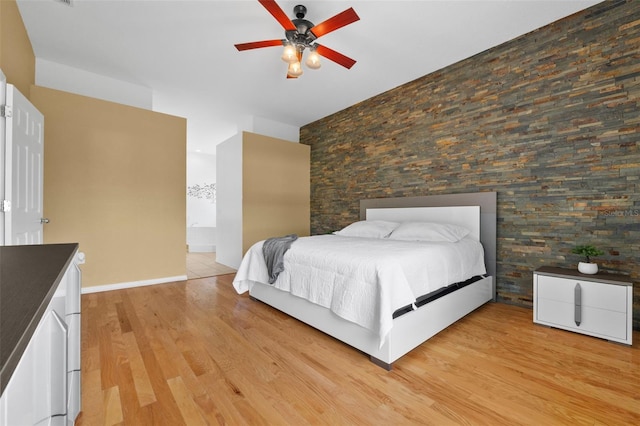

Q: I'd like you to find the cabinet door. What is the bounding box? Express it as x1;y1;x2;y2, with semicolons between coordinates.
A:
0;310;68;425
66;313;81;372
66;263;81;315
67;370;81;422
66;260;82;422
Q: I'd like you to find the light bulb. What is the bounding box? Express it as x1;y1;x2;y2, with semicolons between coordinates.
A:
305;50;321;69
281;44;297;64
287;61;303;78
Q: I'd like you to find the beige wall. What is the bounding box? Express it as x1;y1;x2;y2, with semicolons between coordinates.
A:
242;132;310;253
1;1;186;288
30;86;186;287
0;0;35;95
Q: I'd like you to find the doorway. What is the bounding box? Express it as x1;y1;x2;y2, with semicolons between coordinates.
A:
186;150;228;278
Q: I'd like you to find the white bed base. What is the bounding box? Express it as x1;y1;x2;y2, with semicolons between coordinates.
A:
248;192;497;369
250;275;492;369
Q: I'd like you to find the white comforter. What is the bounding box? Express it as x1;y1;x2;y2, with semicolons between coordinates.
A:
233;235;486;345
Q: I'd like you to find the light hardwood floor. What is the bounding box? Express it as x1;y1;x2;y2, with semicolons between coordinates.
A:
186;252;236;279
77;274;640;425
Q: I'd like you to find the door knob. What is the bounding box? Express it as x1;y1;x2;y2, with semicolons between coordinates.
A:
40;218;50;224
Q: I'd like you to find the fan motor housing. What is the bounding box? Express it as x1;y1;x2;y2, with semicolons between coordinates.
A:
293;4;307;19
286;4;316;45
291;19;314;36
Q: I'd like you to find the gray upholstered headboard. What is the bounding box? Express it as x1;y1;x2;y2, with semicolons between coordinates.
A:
360;192;497;299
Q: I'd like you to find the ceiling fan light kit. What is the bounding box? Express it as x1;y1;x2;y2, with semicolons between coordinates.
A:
235;0;359;79
305;49;321;70
287;61;304;78
281;43;297;64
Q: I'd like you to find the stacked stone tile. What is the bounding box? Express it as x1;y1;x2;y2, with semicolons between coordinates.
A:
301;0;640;329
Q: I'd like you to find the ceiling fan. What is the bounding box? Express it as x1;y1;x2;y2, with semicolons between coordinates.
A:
234;0;360;79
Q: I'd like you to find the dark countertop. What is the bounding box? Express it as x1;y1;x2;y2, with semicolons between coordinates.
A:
535;266;633;286
0;243;79;395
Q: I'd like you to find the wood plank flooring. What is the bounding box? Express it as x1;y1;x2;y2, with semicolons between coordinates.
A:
77;274;640;425
186;252;235;279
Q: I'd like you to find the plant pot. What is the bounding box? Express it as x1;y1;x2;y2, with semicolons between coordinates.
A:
578;262;598;274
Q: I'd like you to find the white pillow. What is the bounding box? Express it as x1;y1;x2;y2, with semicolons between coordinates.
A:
388;222;470;242
333;220;399;238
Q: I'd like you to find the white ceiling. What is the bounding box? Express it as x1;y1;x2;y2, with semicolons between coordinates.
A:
17;0;602;154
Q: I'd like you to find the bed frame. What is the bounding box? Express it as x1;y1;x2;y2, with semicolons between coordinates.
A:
249;192;497;369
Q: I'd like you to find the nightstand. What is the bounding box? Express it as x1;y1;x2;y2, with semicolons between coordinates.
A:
533;266;633;345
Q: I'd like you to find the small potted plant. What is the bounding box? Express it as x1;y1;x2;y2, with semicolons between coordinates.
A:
571;244;605;274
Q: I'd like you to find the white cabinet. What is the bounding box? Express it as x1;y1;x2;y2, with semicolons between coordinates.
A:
62;258;82;422
0;248;82;425
533;267;632;345
0;309;68;426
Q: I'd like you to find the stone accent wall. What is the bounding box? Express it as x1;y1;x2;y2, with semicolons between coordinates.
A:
300;0;640;329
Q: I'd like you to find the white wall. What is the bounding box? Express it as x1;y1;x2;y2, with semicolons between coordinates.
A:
215;133;242;268
35;58;153;110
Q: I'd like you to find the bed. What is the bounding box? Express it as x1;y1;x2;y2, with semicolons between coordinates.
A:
233;192;497;369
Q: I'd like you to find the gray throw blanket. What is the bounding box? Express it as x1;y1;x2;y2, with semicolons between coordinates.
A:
262;234;298;284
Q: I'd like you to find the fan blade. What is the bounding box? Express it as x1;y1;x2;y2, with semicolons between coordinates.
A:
315;44;356;69
258;0;297;31
310;7;360;38
235;39;284;51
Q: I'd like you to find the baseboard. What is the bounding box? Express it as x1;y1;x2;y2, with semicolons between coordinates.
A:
81;275;188;294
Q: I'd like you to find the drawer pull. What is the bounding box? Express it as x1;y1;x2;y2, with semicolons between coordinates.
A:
574;283;582;326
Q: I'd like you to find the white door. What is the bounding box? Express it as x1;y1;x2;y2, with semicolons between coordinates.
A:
0;70;5;242
2;83;45;245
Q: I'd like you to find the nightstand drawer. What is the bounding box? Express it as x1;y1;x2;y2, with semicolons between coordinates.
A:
537;275;627;313
536;298;628;340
